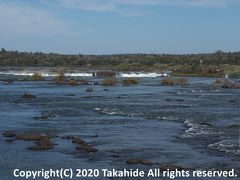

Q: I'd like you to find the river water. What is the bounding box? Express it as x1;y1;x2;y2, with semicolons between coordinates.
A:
0;76;239;179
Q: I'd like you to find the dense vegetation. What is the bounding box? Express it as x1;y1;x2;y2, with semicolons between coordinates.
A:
1;48;240;77
1;48;240;67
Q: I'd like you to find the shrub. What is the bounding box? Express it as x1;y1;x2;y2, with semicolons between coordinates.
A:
31;72;44;81
213;79;240;89
54;72;65;84
161;77;188;86
68;79;78;86
122;78;138;85
101;78;116;86
174;78;188;86
96;71;116;77
161;77;174;86
2;79;14;84
78;79;89;85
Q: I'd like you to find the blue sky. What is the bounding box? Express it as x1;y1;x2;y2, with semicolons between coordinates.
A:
0;0;239;54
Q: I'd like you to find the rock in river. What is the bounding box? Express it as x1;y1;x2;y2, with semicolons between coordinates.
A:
3;131;16;138
126;159;153;166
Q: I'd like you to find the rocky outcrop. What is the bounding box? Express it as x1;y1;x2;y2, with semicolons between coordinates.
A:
3;131;16;138
16;133;45;141
29;137;54;150
61;135;98;153
213;79;240;89
3;131;54;151
126;159;153;166
22;93;37;99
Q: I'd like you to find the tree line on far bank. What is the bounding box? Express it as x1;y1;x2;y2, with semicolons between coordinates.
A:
0;48;239;68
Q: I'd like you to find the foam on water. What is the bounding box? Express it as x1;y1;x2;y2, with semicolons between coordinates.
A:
157;116;179;121
117;72;168;78
0;71;93;77
0;71;169;78
94;107;142;117
181;119;221;138
209;139;240;156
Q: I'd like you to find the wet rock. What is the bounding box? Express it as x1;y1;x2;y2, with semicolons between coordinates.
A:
200;122;213;127
68;79;78;86
3;131;16;138
176;99;184;102
64;94;75;96
2;79;14;83
76;144;98;153
72;137;86;144
228;124;239;128
160;164;184;171
61;135;75;140
166;98;184;102
222;85;229;88
33;112;55;120
16;133;45;141
34;115;49;120
111;154;120;158
140;160;154;165
82;96;92;98
5;139;16;143
46;132;58;139
62;135;98;153
22;93;36;99
213;79;240;89
29;137;54;150
126;159;153;166
86;87;93;92
4;132;54;151
91;135;98;138
40;115;49;120
76;79;88;85
2;79;14;85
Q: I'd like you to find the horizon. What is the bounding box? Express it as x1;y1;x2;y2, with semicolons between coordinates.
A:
1;48;238;56
0;0;240;54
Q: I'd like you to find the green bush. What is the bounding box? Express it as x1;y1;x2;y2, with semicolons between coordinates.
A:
68;79;78;86
213;79;240;89
78;79;89;85
101;78;116;86
161;77;188;86
31;72;44;81
96;71;116;77
54;72;65;84
174;78;188;86
122;78;138;85
161;77;174;86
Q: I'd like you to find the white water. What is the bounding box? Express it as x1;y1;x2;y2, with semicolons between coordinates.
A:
0;71;93;77
0;71;168;78
117;72;168;78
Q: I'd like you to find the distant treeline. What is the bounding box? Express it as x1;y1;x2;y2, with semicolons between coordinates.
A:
0;48;240;67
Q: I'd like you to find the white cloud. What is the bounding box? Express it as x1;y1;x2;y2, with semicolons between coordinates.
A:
55;0;117;12
113;0;238;7
53;0;239;13
0;1;72;38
